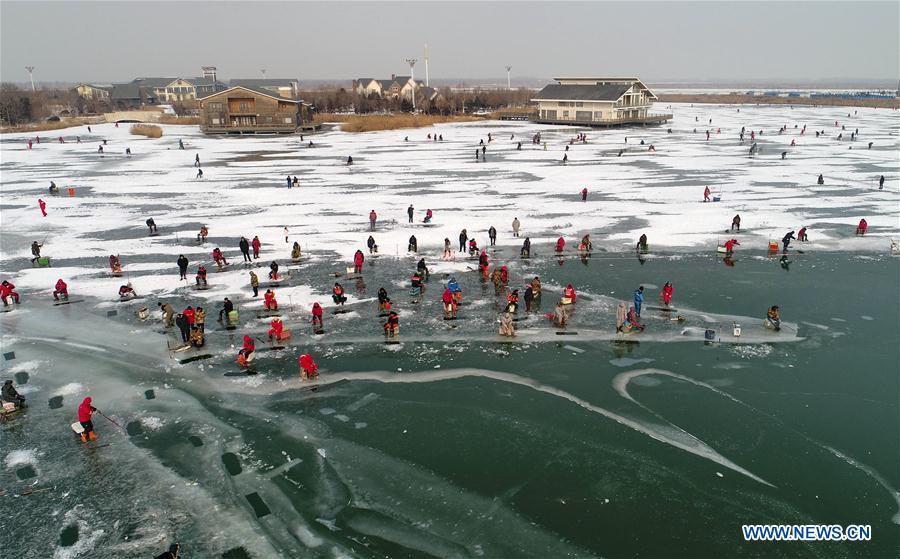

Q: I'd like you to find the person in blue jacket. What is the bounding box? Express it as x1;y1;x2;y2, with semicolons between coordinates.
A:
448;277;461;296
633;286;644;316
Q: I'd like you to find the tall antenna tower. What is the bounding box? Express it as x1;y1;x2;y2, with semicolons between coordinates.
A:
424;43;430;87
505;66;512;90
25;66;35;91
405;58;417;111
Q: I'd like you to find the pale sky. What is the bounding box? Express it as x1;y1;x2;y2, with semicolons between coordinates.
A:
2;1;897;85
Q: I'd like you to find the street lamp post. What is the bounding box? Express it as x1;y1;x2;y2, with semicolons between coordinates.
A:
405;58;417;111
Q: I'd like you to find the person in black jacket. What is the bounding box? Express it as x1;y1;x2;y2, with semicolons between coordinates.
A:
176;255;189;280
239;237;251;262
2;380;25;407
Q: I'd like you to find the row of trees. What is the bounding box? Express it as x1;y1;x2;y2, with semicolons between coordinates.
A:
0;84;110;125
300;87;534;115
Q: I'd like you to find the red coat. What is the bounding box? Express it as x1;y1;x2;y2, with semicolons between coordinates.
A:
78;397;95;422
369;211;377;221
662;285;674;304
55;279;67;291
183;308;195;324
442;288;453;304
270;319;283;335
251;238;261;250
564;286;576;302
264;291;276;305
724;239;739;251
299;353;318;372
556;238;565;251
354;252;364;266
242;335;255;352
312;304;323;318
0;282;14;297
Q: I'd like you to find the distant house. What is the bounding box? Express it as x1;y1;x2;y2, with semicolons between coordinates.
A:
106;76;225;109
198;85;313;134
353;75;425;99
531;77;670;126
229;79;300;100
73;83;113;99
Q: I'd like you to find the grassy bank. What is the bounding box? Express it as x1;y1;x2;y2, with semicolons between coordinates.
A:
158;115;200;125
658;93;899;109
314;113;488;132
130;124;163;138
0;117;96;134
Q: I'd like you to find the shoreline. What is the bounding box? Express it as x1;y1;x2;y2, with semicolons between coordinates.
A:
657;93;899;109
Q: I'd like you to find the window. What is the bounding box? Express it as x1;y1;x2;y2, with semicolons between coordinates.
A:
562;111;569;118
264;116;273;123
283;117;292;124
239;102;250;112
209;102;223;110
594;111;603;120
575;102;584;107
211;117;221;125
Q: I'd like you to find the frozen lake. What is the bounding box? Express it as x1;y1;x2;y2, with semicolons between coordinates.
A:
1;103;898;558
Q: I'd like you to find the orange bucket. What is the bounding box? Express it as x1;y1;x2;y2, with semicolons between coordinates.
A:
67;187;76;197
768;242;778;252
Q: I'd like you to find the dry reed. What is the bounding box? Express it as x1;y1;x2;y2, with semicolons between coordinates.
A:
130;124;163;138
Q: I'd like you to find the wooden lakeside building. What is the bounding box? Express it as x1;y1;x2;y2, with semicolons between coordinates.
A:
198;86;316;135
528;77;672;127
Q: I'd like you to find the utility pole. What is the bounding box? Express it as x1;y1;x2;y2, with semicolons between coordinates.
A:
405;58;417;111
505;66;512;90
424;43;430;87
25;66;35;92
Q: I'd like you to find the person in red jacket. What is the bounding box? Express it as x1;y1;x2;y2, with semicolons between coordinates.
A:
263;289;278;310
703;186;711;202
1;280;20;306
53;278;68;301
299;353;319;380
478;250;489;279
581;187;588;201
369;210;377;231
251;236;261;259
311;302;324;331
442;287;457;319
555;237;565;252
212;248;228;269
182;306;195;325
724;238;740;254
353;250;364;274
856;219;868;235
78;397;98;442
563;283;576;304
661;282;674;307
237;335;255;366
38;198;47;217
268;317;284;340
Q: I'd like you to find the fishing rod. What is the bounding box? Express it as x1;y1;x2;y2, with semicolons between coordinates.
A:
96;409;126;432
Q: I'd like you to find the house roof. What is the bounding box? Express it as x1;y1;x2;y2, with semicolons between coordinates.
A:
230;79;298;88
131;77;181;88
532;83;632;102
110;83;152;100
185;77;219;87
198;85;303;103
74;83;113;91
